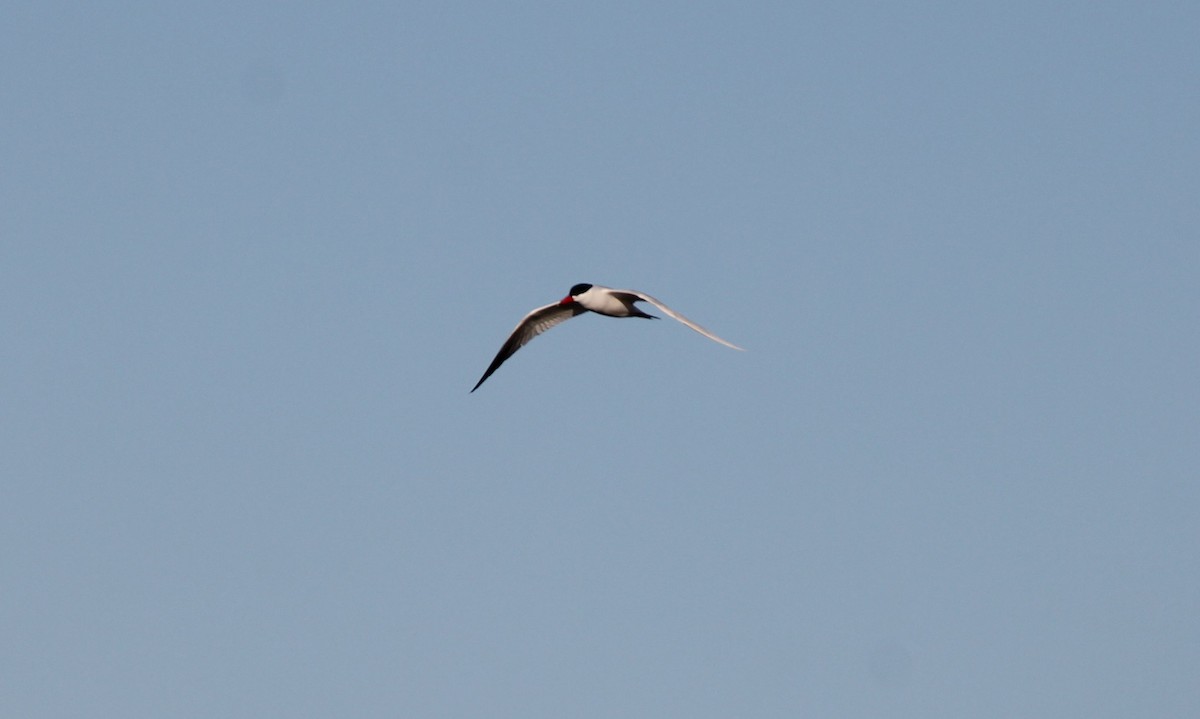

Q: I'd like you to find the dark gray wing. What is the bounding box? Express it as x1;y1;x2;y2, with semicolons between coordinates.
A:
471;301;588;392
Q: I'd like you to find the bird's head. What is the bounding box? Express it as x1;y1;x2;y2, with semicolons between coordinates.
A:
560;283;593;305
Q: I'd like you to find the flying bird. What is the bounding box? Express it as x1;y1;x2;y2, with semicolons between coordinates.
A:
471;283;743;392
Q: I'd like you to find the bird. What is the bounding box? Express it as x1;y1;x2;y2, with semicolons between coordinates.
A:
471;283;743;392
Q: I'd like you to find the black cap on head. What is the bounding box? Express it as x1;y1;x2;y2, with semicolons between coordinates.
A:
568;283;593;296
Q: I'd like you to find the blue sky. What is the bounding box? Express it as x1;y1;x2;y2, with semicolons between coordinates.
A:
2;2;1197;717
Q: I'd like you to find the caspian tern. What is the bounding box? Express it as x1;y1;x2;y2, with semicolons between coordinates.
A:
471;283;743;392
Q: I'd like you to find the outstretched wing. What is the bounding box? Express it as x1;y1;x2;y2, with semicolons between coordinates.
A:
616;289;744;350
471;301;588;392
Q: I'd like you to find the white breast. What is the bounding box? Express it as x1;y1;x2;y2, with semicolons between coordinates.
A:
576;286;633;316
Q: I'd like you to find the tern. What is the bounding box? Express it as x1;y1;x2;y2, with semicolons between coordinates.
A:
471;283;743;392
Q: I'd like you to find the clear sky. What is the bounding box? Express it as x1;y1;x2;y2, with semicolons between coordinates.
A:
3;2;1197;717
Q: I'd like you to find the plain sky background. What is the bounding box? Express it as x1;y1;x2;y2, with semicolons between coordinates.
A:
2;2;1197;717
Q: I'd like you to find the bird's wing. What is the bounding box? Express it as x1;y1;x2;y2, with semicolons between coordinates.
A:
616;289;745;350
471;301;588;392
